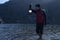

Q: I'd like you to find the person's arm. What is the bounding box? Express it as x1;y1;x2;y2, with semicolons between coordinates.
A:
42;10;46;25
32;10;36;13
29;4;36;15
29;10;36;16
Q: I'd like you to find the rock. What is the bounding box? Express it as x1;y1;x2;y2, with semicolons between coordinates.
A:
0;24;60;40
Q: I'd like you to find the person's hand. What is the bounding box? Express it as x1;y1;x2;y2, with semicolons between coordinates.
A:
45;22;46;25
44;21;46;25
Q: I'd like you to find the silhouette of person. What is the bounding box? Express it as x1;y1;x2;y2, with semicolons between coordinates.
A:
29;4;46;40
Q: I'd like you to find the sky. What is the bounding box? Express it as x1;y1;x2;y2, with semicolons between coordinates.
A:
0;0;9;4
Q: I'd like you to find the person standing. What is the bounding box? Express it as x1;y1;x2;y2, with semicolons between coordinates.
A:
29;4;46;40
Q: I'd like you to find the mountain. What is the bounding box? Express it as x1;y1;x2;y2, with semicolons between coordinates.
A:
0;0;60;24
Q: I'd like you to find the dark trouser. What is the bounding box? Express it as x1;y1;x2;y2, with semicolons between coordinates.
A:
36;23;44;37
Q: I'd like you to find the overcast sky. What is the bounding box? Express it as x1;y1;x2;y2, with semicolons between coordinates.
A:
0;0;9;4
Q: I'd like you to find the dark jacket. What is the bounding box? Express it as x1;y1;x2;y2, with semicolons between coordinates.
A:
32;9;46;24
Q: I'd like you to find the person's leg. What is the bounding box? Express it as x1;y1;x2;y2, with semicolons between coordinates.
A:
36;23;40;35
36;23;44;40
36;23;41;40
39;24;44;39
